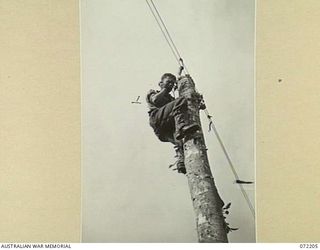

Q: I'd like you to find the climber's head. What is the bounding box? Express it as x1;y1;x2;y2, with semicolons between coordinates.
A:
159;73;176;91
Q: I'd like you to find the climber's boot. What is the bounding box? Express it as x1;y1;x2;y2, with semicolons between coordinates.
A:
174;113;199;140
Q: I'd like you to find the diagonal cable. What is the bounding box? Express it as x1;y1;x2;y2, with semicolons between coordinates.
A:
145;0;180;64
210;118;255;218
145;0;189;74
150;0;190;74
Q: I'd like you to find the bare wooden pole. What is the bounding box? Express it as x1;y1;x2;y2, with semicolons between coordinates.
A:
178;75;228;243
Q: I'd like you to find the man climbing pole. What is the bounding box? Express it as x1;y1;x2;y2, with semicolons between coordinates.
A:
146;66;200;174
146;67;229;242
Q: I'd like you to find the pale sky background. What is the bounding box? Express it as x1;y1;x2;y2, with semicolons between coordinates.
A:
81;0;255;243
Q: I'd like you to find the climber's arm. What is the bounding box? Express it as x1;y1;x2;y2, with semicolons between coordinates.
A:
150;88;170;105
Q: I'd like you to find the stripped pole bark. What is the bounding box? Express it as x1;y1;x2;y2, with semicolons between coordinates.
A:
178;75;228;243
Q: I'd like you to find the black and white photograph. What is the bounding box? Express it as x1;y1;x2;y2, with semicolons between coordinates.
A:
81;0;255;243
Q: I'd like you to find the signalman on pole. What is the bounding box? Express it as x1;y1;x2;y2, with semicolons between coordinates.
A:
146;66;201;174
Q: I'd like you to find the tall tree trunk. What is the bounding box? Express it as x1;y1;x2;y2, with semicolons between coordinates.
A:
178;75;228;243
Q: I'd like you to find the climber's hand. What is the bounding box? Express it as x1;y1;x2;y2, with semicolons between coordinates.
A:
178;65;184;76
164;80;175;92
